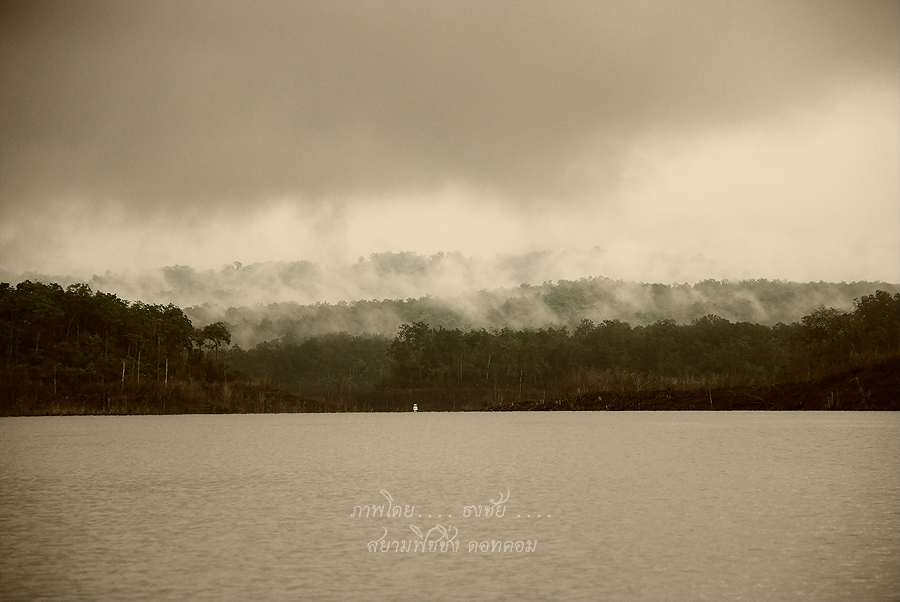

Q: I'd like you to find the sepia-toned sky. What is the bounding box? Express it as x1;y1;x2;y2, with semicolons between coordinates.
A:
2;0;898;286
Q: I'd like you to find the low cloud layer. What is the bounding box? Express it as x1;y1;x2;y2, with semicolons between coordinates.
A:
1;1;898;286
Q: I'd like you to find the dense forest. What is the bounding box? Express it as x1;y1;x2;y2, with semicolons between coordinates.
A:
224;290;899;410
13;252;897;348
0;281;329;415
2;279;898;414
186;274;899;348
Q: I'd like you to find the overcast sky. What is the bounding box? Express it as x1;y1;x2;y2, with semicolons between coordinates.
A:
2;0;898;289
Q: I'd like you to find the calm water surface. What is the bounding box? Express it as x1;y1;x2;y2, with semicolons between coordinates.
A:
1;412;898;602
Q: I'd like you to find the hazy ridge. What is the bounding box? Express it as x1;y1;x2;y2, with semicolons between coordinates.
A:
4;250;896;349
204;277;898;349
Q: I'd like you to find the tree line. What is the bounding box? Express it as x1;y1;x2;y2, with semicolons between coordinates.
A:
2;279;897;413
187;276;898;349
224;290;899;409
0;281;308;415
1;280;232;385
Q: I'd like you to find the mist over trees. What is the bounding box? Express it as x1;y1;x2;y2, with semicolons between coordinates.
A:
12;250;596;308
2;273;898;414
10;250;896;329
186;272;898;349
6;252;896;350
222;290;899;408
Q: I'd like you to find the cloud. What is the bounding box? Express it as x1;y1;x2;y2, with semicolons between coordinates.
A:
1;77;897;285
2;1;897;209
1;1;897;283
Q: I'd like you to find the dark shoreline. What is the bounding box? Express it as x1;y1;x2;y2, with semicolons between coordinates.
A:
2;355;897;415
490;355;900;412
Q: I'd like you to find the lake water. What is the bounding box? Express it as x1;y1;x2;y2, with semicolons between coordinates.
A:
1;412;898;602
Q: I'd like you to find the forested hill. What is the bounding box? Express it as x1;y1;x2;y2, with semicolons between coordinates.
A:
186;277;899;348
9;252;896;348
0;281;317;415
2;278;898;414
224;290;899;410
